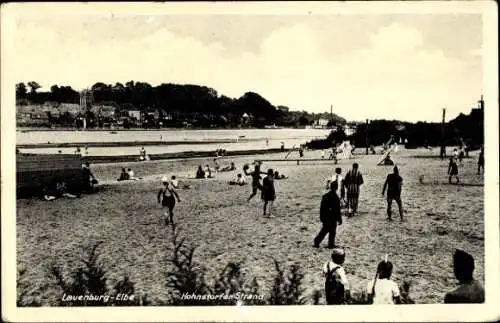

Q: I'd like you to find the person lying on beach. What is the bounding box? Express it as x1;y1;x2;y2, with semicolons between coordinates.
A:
158;177;181;226
41;185;57;201
220;162;236;172
196;165;206;179
229;174;247;186
118;168;130;181
56;181;77;199
274;171;287;180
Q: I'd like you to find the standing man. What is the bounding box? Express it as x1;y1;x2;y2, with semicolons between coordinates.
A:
382;166;404;222
477;146;484;175
314;181;342;249
343;163;364;216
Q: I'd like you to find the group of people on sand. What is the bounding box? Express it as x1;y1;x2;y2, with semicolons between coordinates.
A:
42;161;99;201
447;145;484;184
315;163;404;249
321;247;483;305
118;167;140;181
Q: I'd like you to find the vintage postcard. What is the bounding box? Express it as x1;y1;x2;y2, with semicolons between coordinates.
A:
1;1;498;322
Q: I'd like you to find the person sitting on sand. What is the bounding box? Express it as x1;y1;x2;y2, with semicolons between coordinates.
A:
444;249;484;303
448;157;459;184
205;165;213;178
170;175;179;189
139;147;146;161
229;174;247;186
364;256;401;304
158;177;181;226
261;169;276;216
214;158;221;172
127;168;139;180
274;171;287;180
323;248;350;305
118;168;130;181
196;165;205;179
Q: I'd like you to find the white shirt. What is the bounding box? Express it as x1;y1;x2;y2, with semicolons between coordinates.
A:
237;176;246;185
128;170;135;178
322;261;350;290
330;174;343;198
171;179;179;188
365;278;400;304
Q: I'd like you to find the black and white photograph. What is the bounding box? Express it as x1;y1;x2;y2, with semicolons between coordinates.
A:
1;1;498;322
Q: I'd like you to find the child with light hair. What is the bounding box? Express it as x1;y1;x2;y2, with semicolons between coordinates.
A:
364;256;401;304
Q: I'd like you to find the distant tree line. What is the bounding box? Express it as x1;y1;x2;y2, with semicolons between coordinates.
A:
15;81;345;128
308;108;483;150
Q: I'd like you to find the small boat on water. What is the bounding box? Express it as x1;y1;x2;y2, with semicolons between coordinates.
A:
109;131;117;134
238;135;246;138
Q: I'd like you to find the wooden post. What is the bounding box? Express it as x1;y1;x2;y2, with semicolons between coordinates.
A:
365;119;369;155
440;108;446;159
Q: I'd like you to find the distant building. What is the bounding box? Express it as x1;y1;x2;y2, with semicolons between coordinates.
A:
91;105;117;119
344;124;356;136
316;118;330;127
57;103;80;117
128;110;142;121
277;106;289;112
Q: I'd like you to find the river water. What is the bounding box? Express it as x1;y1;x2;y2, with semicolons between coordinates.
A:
17;128;331;156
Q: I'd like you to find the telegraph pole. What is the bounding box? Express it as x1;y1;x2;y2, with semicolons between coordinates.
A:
365;119;369;155
440;108;446;159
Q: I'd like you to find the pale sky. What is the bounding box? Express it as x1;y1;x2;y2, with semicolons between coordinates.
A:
7;6;484;122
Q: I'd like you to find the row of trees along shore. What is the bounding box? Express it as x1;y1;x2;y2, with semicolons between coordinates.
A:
16;81;483;149
16;81;345;129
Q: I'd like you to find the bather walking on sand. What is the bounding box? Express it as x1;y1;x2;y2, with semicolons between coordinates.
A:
158;177;181;226
261;169;276;216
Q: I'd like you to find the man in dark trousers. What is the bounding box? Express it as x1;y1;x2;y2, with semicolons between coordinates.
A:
444;249;484;303
382;166;404;221
314;181;342;249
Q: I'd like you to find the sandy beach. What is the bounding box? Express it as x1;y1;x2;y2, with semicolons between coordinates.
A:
16;148;484;305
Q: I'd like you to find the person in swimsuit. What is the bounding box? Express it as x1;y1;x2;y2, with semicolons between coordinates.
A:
158;177;181;226
477;146;484;175
244;163;266;202
448;157;459;184
261;169;276;216
382;166;404;221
